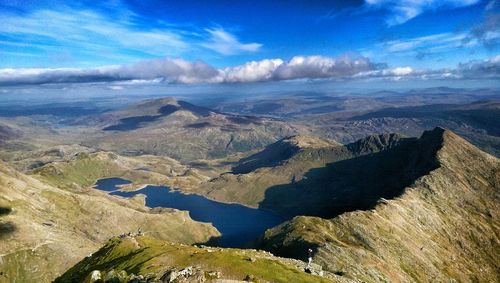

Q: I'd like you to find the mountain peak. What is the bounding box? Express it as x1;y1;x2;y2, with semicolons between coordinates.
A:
232;135;340;174
347;132;406;154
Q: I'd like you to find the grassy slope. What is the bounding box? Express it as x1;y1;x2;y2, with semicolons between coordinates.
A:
31;151;210;191
55;236;334;283
259;129;500;282
0;161;219;282
79;98;300;162
197;133;405;211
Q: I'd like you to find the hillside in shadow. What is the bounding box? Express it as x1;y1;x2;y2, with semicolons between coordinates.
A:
103;101;215;131
259;128;444;218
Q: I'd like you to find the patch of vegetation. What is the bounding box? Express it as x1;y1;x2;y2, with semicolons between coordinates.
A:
56;236;332;283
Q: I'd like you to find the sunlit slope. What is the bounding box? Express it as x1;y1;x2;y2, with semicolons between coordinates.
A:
0;161;219;282
199;132;408;213
55;236;335;283
79;97;298;161
259;128;499;282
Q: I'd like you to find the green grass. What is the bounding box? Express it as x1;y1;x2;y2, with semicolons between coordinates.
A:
56;236;332;283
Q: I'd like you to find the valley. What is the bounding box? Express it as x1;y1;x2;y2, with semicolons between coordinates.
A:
0;88;498;282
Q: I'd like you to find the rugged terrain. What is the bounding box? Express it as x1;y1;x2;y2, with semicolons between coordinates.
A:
0;91;499;282
55;236;334;283
259;128;499;282
197;132;411;215
77;97;299;161
0;161;219;282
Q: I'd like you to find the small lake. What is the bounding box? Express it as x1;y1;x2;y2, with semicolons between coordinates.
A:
94;177;132;191
94;177;285;247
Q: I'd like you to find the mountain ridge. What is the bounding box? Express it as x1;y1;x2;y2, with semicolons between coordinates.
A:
258;128;499;282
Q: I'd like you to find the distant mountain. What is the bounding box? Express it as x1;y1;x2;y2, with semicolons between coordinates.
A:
78;97;298;161
0;122;21;142
197;132;409;212
0;161;218;282
258;128;499;282
344;100;500;156
232;135;341;174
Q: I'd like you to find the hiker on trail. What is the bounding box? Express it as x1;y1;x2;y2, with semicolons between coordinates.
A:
137;227;143;236
307;248;313;268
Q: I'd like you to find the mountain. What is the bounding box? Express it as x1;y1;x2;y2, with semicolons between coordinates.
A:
0;161;219;282
232;135;341;174
55;236;334;283
77;97;298;161
195;132;407;212
305;99;500;157
258;128;499;282
0;122;20;142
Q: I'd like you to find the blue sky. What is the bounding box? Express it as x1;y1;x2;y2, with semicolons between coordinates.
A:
0;0;498;88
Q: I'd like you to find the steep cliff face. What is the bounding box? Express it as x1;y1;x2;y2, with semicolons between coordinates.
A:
0;161;219;282
259;128;499;282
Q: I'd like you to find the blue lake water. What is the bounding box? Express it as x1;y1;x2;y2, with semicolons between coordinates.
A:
94;177;132;191
94;178;285;247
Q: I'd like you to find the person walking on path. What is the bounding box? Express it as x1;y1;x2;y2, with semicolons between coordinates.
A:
307;248;313;269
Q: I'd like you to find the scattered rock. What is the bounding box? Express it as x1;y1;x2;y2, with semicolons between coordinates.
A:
42;222;54;227
205;271;221;279
104;270;119;282
304;263;323;276
244;274;258;282
87;270;101;282
160;266;206;283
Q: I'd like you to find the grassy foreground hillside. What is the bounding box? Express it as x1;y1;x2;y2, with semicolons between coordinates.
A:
55;236;335;283
259;128;499;282
0;161;219;282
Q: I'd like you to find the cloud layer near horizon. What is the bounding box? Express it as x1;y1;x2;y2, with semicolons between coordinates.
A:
0;55;498;87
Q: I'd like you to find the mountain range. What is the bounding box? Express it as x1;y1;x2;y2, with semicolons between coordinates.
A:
0;93;498;282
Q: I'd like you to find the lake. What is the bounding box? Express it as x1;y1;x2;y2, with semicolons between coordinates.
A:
94;177;132;191
94;177;285;247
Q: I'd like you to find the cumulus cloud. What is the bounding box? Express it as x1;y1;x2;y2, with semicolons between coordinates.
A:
0;55;498;87
220;59;284;82
356;56;500;81
0;59;220;86
201;28;262;55
220;55;377;82
0;55;379;86
365;0;481;26
457;55;500;79
273;55;377;80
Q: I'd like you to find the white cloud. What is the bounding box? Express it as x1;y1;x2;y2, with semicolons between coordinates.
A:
365;0;481;26
0;8;264;64
0;9;189;60
220;59;284;82
272;55;375;80
0;55;377;85
0;55;498;87
457;55;500;79
391;67;413;76
201;28;262;55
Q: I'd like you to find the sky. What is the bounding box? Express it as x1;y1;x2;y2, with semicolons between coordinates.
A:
0;0;499;91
